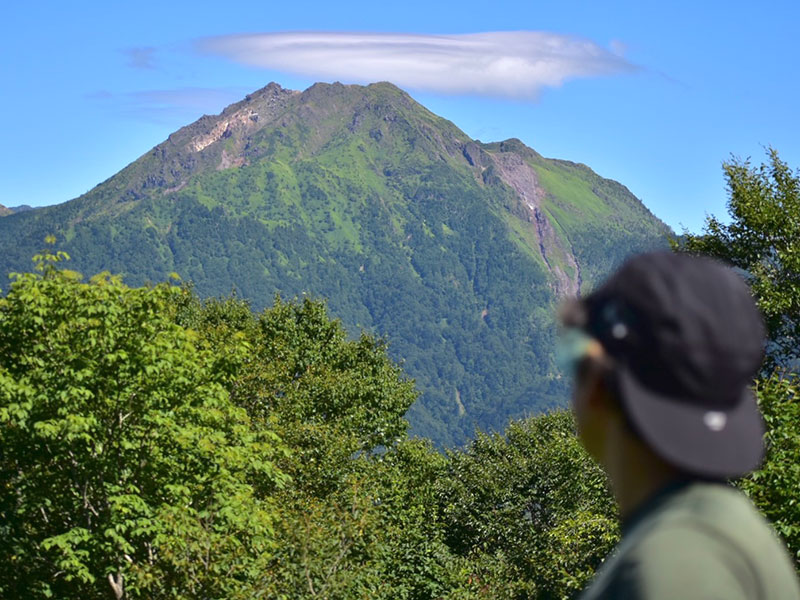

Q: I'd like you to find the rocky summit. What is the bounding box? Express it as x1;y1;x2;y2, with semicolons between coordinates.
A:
0;82;670;445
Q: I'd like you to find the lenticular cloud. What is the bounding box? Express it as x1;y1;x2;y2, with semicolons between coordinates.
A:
198;31;635;99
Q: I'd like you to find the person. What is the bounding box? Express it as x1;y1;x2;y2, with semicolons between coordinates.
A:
557;251;800;599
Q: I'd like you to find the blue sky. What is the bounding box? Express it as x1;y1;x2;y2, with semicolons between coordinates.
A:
3;0;798;233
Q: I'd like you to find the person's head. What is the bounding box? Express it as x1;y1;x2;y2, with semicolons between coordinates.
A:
559;251;766;481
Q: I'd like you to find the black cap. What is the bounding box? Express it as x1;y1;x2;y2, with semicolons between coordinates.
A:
579;251;766;479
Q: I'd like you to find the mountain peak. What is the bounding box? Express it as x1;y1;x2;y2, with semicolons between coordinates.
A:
221;81;298;116
60;80;667;299
0;80;670;446
0;204;11;217
103;80;469;204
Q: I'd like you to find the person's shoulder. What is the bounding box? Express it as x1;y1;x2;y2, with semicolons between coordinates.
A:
640;482;785;561
624;518;751;598
581;483;800;599
608;519;745;598
621;482;800;599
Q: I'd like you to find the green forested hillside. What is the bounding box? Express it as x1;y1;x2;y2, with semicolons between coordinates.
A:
3;138;796;598
0;255;619;599
3;246;795;599
0;82;670;445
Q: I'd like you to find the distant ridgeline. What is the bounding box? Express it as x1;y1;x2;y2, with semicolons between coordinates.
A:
0;82;670;446
0;204;33;217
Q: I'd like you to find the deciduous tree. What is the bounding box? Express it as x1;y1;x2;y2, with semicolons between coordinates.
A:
0;247;287;599
675;149;800;569
677;148;800;367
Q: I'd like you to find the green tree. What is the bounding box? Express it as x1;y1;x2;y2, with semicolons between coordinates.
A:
437;411;619;599
740;374;800;568
172;290;626;598
0;247;288;599
0;246;628;599
172;292;452;599
677;148;800;367
173;292;418;496
261;439;453;600
675;149;800;570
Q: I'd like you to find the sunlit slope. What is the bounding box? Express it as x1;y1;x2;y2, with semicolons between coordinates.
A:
0;81;670;446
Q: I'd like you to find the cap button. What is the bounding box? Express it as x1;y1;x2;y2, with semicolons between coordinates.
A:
703;411;727;432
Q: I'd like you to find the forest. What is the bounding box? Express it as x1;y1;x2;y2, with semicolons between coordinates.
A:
1;150;798;599
0;81;670;448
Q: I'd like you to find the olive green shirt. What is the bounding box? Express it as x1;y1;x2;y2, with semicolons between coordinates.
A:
579;481;800;599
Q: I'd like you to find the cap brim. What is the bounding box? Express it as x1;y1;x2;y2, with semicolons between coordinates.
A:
617;366;765;479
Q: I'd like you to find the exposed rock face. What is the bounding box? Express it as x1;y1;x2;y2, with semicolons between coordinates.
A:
488;151;582;297
461;142;488;169
0;80;671;447
185;83;298;168
218;149;247;170
0;204;11;217
190;108;261;153
107;83;304;201
186;83;298;158
490;152;545;213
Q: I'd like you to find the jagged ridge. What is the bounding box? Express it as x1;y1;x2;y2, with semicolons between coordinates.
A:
0;82;671;445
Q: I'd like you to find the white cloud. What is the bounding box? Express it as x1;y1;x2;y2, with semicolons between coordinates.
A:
198;31;636;99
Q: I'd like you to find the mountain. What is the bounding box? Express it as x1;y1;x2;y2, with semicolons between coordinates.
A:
0;204;34;217
0;82;671;446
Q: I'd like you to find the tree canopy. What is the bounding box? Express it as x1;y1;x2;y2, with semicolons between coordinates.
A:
675;148;800;569
677;148;800;368
0;246;617;599
0;248;289;599
6;162;798;600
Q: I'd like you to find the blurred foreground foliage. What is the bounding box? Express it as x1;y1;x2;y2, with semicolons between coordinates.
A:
0;245;618;599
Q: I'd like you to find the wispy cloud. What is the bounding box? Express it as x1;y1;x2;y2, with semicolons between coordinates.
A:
89;87;250;124
197;31;636;99
124;47;158;70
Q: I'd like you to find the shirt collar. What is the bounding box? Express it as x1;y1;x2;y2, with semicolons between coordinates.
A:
621;479;693;536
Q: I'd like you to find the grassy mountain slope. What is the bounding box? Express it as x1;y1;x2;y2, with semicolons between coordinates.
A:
0;82;670;446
